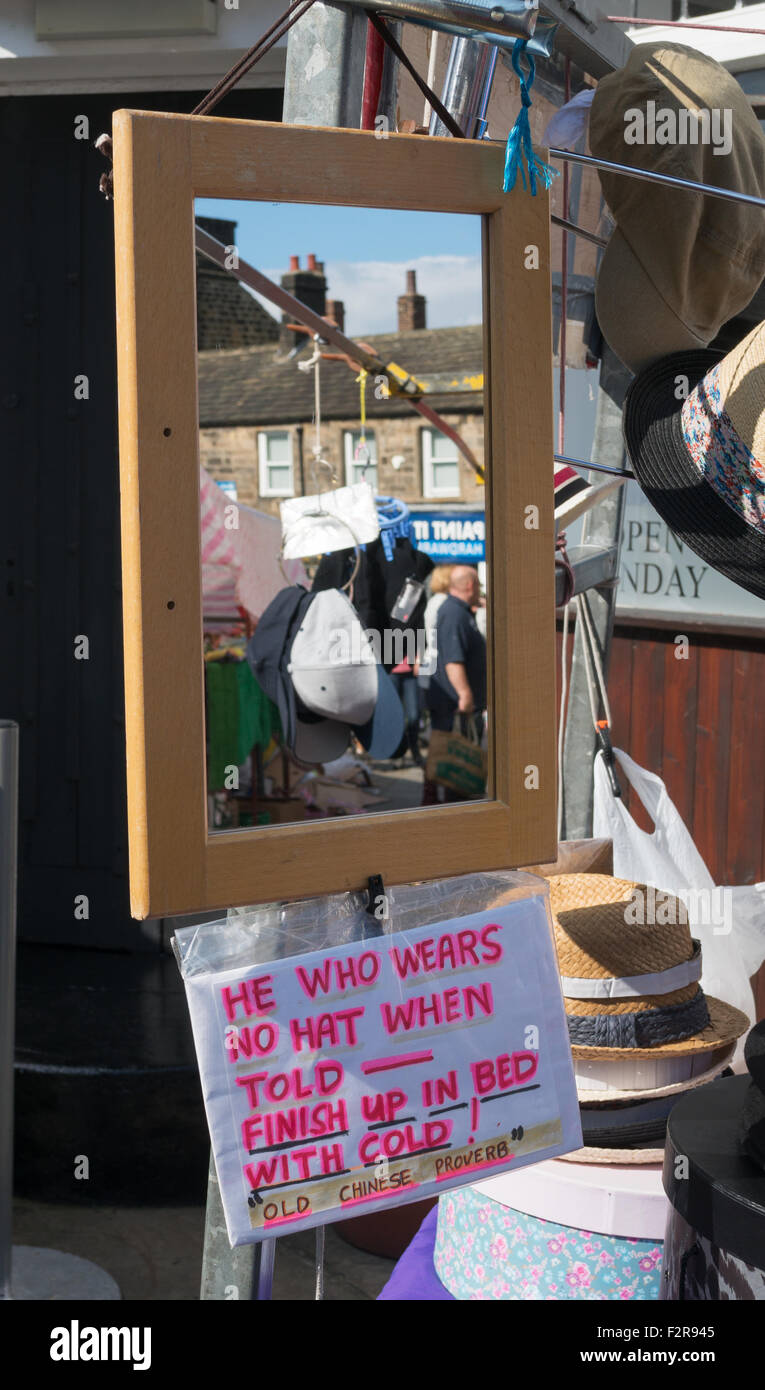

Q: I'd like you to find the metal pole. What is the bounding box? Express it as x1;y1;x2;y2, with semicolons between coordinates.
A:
429;36;498;138
377;19;402;128
0;722;19;1301
555;452;634;480
331;0;537;44
484;140;765;211
547;147;765;211
282;2;368;127
200;1151;275;1300
560;347;631;839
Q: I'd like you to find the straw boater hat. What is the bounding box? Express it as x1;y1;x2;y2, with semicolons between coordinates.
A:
548;874;749;1164
624;320;765;601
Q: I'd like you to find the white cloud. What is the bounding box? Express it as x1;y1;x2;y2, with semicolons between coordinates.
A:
324;256;482;336
248;255;483;339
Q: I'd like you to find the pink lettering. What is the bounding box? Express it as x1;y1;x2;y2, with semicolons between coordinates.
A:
220;974;275;1022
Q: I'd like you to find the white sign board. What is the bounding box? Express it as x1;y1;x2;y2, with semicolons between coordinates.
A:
616;483;765;629
180;898;581;1245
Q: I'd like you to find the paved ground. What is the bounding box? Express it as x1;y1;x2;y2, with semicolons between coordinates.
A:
11;1197;394;1300
364;755;425;811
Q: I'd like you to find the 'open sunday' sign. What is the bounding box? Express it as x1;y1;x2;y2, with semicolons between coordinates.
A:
181;897;581;1245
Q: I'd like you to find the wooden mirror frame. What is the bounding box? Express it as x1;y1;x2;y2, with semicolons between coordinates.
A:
112;110;557;919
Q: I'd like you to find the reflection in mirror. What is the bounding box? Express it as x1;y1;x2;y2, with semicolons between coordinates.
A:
195;199;489;834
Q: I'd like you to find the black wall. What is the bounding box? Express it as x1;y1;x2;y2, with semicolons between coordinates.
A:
0;84;282;950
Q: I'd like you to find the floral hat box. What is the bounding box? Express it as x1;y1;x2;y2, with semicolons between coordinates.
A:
434;1157;667;1301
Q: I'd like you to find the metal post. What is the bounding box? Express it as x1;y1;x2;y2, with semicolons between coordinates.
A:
377;19;402;127
0;722;19;1302
200;1151;275;1300
282;2;369;128
429;36;498;138
560;345;631;839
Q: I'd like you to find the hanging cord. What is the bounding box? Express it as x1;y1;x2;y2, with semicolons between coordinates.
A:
555;529;576;839
577;589;613;729
555;531;575;607
503;40;559;196
367;13;466;139
354;368;371;476
576;588;622;798
311;348;323;487
557;56;571;456
557;598;571;841
298;336;335;494
286;336;362;589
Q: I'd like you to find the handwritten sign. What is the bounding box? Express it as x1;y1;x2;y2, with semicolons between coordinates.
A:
180;897;581;1245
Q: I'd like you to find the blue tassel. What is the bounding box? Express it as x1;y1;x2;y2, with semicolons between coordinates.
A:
503;40;560;197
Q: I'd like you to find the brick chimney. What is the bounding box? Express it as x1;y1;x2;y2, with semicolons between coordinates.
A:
325;299;345;333
397;269;426;332
280;254;328;350
195;217;280;349
196;215;238;248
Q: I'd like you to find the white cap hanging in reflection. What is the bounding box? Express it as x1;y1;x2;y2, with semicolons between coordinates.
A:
280;482;380;560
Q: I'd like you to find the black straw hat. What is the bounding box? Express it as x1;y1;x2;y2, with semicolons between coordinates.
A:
623;322;765;601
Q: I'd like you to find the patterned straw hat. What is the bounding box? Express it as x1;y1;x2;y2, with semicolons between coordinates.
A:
623;320;765;601
549;874;748;1061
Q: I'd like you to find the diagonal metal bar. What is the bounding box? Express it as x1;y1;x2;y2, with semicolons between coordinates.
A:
196;228;403;384
551;213;607;250
195;227;483;476
607;15;765;35
555;451;634;480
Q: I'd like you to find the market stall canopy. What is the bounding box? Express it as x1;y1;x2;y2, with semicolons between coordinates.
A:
200;465;305;624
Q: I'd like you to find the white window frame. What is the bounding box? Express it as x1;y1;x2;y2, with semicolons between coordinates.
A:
343;428;378;490
422;427;461;500
258;430;294;497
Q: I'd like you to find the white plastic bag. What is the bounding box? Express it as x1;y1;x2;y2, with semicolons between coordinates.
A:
593;747;765;1051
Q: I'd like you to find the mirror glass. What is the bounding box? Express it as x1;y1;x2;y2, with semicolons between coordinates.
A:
195;198;489;833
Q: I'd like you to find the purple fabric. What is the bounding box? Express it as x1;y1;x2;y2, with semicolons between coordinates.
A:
377;1207;455;1301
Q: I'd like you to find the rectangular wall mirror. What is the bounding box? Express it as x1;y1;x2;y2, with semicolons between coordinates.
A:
113;113;557;918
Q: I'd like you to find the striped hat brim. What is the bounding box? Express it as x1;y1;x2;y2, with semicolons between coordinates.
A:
569;994;749;1061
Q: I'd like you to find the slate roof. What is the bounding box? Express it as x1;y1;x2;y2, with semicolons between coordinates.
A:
197;324;484;426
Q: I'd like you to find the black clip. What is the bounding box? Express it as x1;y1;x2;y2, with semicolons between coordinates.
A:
367;874;385;915
596;720;622;799
365;874;387;935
